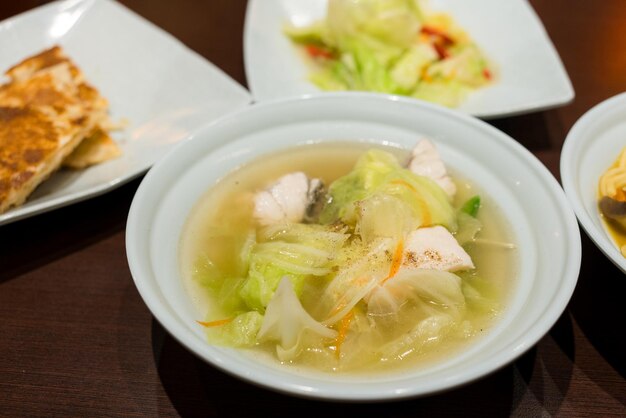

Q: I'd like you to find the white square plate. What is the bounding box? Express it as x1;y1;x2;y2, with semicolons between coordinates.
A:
244;0;574;119
0;0;251;226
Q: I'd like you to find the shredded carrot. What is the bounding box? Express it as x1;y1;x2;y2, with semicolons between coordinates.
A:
196;318;233;327
334;310;355;359
381;239;404;285
326;276;370;318
389;179;432;226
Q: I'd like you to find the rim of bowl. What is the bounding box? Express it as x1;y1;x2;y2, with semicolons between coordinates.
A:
561;91;626;274
126;92;581;401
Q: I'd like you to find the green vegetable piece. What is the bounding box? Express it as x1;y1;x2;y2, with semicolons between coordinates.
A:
193;254;224;290
320;149;457;232
217;277;247;313
239;224;348;311
459;273;500;314
283;21;330;46
327;0;424;49
206;311;264;347
460;195;481;217
455;211;482;246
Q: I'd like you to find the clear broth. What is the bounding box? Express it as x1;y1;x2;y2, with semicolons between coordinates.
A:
180;142;518;374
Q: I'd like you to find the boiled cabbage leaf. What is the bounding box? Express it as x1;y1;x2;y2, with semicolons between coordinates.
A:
460;272;501;314
355;193;420;242
257;278;338;361
205;311;264;348
367;269;466;318
327;0;424;50
455;211;483;246
239;223;348;311
317;238;395;325
320;149;456;232
377;314;457;361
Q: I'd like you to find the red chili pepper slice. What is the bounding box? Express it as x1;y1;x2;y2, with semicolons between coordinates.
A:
305;44;334;60
433;42;450;60
420;26;455;45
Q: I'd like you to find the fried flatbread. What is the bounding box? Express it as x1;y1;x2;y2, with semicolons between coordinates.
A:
1;47;120;165
63;128;122;169
0;62;90;120
0;106;92;213
0;46;121;213
5;45;70;81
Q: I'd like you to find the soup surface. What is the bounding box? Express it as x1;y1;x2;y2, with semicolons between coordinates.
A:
180;141;518;374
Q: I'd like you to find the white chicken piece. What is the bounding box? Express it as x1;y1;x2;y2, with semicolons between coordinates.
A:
408;139;456;198
253;172;324;226
401;226;474;272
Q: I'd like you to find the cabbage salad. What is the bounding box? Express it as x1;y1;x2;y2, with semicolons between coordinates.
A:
191;142;509;372
285;0;493;107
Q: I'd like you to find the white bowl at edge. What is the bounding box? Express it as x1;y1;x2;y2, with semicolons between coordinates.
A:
126;93;581;401
561;91;626;274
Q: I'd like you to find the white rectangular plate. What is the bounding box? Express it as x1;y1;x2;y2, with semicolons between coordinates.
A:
0;0;251;226
244;0;574;119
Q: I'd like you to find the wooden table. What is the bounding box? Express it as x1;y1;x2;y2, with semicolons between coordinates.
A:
1;1;625;416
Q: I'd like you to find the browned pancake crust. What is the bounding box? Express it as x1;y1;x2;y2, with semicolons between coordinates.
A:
0;66;81;115
0;46;119;213
63;128;122;169
0;106;83;212
5;47;108;115
5;46;69;81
